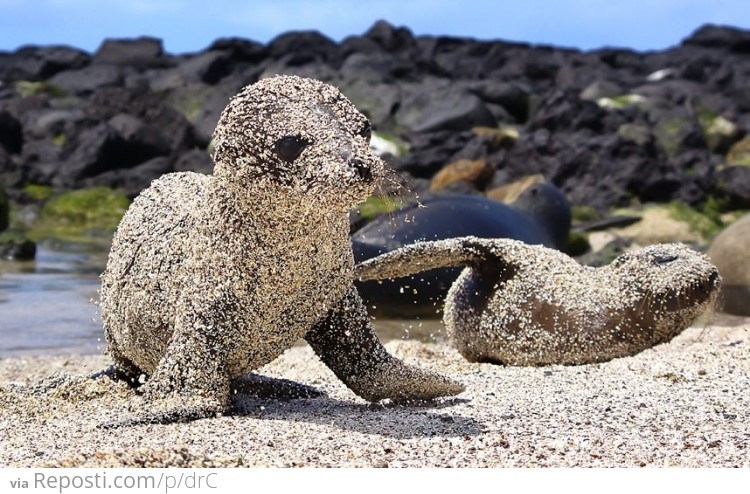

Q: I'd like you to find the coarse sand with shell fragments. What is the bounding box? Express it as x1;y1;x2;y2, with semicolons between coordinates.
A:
0;322;748;468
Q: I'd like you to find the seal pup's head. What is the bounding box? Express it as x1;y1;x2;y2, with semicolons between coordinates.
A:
212;75;384;206
604;243;721;341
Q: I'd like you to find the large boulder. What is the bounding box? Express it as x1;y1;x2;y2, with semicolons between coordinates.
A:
93;37;168;68
85;156;172;198
0;110;23;154
714;166;750;209
58;111;178;189
183;77;245;146
174;148;214;175
58;123;129;184
88;87;194;156
17;138;66;185
682;24;750;53
0;182;8;232
0;45;90;82
528;89;608;133
207;38;267;63
175;51;232;85
468;80;531;123
338;78;402;130
396;81;496;133
27;108;86;140
48;65;124;95
393;130;476;178
266;31;338;65
707;214;750;315
363;20;417;54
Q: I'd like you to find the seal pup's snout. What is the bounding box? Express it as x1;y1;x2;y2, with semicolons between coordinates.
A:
350;157;373;181
708;269;720;287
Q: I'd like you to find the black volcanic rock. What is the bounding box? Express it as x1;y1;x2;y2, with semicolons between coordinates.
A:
93;37;168;68
186;77;246;146
86;155;172;198
417;36;494;79
48;64;124;94
396;80;496;132
1;21;749;216
267;31;337;65
175;51;232;84
88;87;193;156
468;80;531;123
58;123;129;184
208;38;267;62
108;113;172;159
364;20;417;54
0;111;23;154
682;24;750;53
174;148;213;175
715;166;750;209
0;45;90;82
17;138;65;185
528;89;607;133
394;131;476;177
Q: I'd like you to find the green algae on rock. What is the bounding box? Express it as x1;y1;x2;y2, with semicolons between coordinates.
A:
31;187;130;241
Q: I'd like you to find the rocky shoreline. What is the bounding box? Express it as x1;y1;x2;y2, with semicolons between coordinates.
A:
1;21;750;213
1;21;749;326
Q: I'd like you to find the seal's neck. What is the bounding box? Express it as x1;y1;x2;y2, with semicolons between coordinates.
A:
206;175;349;237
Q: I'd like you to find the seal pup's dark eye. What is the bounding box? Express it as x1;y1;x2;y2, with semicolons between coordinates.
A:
274;136;309;162
359;121;372;141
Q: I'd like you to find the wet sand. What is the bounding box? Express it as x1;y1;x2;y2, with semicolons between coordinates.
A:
0;323;748;467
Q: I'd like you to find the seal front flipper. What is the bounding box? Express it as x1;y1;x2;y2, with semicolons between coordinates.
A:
305;286;464;402
103;315;233;427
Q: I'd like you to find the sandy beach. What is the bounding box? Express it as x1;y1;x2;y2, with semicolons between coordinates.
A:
0;320;748;468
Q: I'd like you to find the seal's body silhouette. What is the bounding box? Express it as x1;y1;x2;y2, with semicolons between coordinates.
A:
357;237;721;365
100;76;462;423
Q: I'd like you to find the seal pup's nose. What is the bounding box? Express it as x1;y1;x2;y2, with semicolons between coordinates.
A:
351;158;372;181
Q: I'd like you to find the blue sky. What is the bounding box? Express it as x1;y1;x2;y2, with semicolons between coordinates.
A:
1;0;749;54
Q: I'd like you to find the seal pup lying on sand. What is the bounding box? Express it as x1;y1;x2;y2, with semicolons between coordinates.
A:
99;75;463;423
356;237;721;365
352;184;572;318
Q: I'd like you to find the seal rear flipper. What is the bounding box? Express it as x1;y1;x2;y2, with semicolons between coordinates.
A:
355;236;516;282
305;286;464;402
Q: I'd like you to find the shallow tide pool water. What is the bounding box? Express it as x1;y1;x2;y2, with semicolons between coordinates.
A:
0;242;446;358
0;243;109;357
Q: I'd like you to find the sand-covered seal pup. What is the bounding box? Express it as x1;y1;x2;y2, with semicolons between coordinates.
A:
356;237;721;365
352;184;572;317
99;75;463;423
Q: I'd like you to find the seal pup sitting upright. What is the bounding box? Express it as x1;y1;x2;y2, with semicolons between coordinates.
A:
356;237;721;365
99;75;463;423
